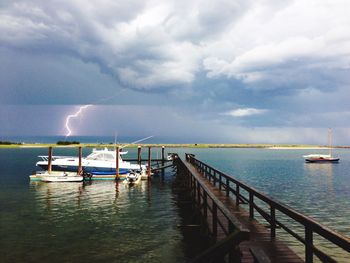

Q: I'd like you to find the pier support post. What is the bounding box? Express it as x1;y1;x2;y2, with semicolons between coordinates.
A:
48;146;53;174
116;146;119;180
78;146;82;175
147;146;151;178
226;178;230;197
236;185;240;206
137;146;141;165
161;146;165;163
161;146;165;179
212;203;218;239
305;227;313;263
271;206;276;239
213;170;216;187
203;192;208;219
197;181;201;206
228;221;236;263
249;193;254;218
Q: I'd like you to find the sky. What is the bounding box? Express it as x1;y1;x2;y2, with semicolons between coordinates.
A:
1;0;350;144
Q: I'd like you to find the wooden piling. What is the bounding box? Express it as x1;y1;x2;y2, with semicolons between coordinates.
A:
78;146;82;175
161;146;165;179
147;146;151;177
116;146;119;179
161;146;165;163
47;146;53;174
137;146;141;165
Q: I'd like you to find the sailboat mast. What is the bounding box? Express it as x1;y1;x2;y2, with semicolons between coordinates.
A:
328;128;332;156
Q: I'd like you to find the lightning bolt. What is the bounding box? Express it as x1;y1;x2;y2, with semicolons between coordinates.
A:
65;105;92;138
63;92;121;139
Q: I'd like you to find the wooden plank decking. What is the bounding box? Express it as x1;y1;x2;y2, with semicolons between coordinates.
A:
182;158;304;263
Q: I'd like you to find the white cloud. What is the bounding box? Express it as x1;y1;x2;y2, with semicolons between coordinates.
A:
223;108;268;117
203;0;350;84
1;0;350;90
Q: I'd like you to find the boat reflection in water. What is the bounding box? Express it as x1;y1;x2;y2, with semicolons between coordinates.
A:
304;162;334;193
301;162;348;261
26;172;185;263
29;180;149;212
304;162;334;177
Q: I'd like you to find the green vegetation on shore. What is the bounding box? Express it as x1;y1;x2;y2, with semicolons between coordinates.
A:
0;141;22;145
56;141;80;145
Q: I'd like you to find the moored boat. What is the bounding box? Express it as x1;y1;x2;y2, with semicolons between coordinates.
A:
30;171;83;182
36;148;147;176
303;154;340;163
303;129;340;163
123;171;142;185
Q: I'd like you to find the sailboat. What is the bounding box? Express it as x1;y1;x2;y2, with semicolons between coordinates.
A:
303;129;340;163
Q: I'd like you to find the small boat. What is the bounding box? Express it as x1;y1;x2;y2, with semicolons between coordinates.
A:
167;153;175;161
31;171;83;182
303;129;340;163
303;154;340;163
123;171;142;185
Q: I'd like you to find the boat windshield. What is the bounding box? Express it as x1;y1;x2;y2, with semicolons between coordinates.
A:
86;152;116;161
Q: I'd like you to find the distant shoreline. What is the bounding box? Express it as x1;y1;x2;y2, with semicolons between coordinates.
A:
0;143;349;149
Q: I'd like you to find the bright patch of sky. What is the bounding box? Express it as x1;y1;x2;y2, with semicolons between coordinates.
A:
223;108;268;117
1;0;350;144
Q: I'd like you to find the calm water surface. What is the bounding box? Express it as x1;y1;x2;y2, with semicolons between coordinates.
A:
1;147;350;262
0;148;187;263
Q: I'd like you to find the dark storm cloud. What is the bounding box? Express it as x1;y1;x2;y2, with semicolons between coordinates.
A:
1;0;350;143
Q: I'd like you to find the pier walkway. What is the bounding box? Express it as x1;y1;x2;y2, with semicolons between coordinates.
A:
175;154;350;263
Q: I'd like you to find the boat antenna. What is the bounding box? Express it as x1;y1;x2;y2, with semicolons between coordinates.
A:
120;135;154;149
114;132;117;151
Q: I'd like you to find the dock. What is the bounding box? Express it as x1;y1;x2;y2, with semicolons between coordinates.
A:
30;145;172;181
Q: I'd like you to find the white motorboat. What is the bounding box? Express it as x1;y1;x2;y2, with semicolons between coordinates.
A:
41;175;83;182
30;171;83;182
36;148;147;176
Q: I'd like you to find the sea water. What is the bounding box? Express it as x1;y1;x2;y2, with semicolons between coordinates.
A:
0;147;188;263
1;147;350;262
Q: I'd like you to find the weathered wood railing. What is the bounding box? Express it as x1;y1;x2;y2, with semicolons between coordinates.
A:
186;154;350;263
175;155;249;262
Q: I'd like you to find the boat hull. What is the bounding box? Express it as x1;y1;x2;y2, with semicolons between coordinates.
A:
305;158;340;163
41;176;83;182
37;164;130;175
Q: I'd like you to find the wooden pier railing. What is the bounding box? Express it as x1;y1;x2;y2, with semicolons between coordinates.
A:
185;153;350;263
175;154;250;263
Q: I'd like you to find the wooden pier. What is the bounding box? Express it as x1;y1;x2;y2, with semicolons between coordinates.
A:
174;153;350;263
